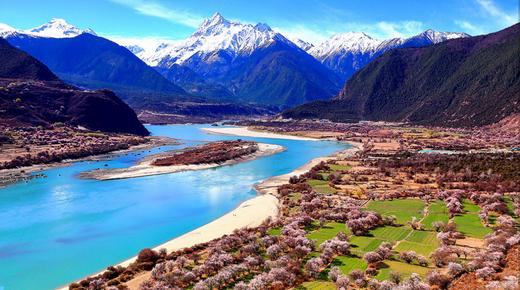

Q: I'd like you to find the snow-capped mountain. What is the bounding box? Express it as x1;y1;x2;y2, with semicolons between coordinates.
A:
3;22;188;105
412;29;468;43
310;30;470;81
0;18;95;38
138;12;295;67
289;37;314;51
0;23;17;37
135;12;339;107
310;32;379;57
376;29;469;52
27;18;96;38
125;44;145;55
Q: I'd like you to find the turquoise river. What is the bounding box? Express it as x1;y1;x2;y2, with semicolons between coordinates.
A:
0;124;349;290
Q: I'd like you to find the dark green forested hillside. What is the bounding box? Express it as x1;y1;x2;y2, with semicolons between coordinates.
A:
284;23;520;127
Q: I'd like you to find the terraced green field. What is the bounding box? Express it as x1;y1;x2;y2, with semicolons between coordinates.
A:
307;179;337;194
394;230;439;256
394;241;435;256
330;255;368;274
297;281;336;290
405;230;438;244
350;236;384;254
450;199;492;238
504;196;520;222
307;179;328;187
505;197;515;215
303;199;442;286
462;199;480;213
370;226;412;241
320;172;330;180
288;192;301;202
329;164;352;171
366;199;425;225
307;222;348;246
454;213;492;238
422;201;449;230
375;260;430;280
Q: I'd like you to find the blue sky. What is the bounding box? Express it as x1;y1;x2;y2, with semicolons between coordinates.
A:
0;0;517;44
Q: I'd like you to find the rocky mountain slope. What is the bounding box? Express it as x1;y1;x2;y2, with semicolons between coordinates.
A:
0;38;148;135
284;24;520;127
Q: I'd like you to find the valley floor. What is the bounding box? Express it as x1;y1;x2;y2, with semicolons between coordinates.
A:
62;128;355;289
68;121;520;290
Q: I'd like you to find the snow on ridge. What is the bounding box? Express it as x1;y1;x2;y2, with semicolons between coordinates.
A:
309;32;381;59
119;12;470;69
26;18;96;38
0;18;95;39
310;29;470;60
0;23;19;38
137;12;293;67
289;37;314;51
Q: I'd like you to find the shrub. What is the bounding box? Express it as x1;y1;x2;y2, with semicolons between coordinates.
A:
137;249;159;264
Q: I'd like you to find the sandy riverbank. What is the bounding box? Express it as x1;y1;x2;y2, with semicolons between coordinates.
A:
202;126;318;141
80;142;285;180
57;193;280;290
255;143;361;195
59;130;361;290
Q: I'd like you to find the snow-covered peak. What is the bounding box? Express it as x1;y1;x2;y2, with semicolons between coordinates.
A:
0;23;15;33
27;18;96;38
415;29;470;42
0;23;17;37
196;12;230;33
125;45;145;55
310;29;469;60
141;12;288;67
310;31;381;59
254;23;272;32
289;37;314;51
0;18;96;39
378;29;470;51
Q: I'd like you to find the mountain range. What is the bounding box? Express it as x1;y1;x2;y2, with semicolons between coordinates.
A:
125;13;472;109
0;19;189;107
0;14;478;121
132;13;341;108
0;18;96;38
0;38;148;135
308;29;469;81
129;14;468;90
284;23;520;127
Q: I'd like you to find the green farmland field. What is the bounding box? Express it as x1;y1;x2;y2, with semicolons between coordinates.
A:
366;199;425;225
422;201;449;230
307;222;348;246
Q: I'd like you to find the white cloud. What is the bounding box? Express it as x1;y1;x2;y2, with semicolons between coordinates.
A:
274;25;331;45
374;21;424;38
476;0;516;25
104;34;182;51
110;0;203;28
455;0;516;36
454;20;484;35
